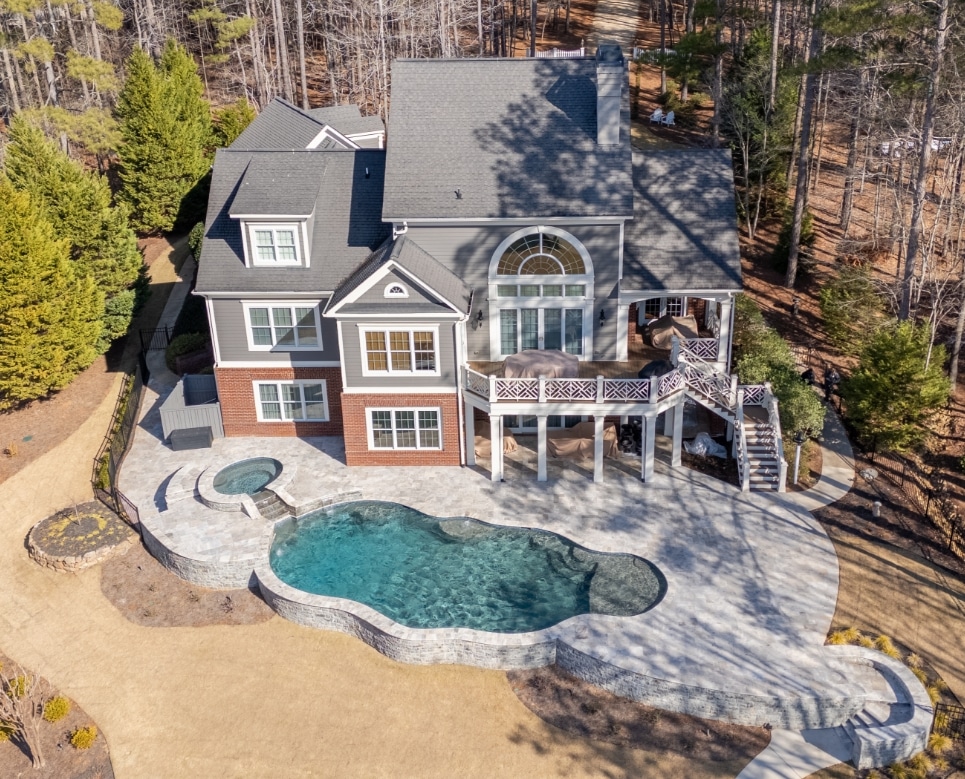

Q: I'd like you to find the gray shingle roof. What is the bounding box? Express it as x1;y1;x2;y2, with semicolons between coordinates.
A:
383;58;633;220
307;105;385;137
229;99;326;150
228;155;322;216
195;149;390;295
327;235;472;314
622;150;742;292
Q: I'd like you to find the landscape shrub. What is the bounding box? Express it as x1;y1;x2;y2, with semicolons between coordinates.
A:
42;695;71;723
819;265;889;357
165;332;209;372
69;725;98;749
188;220;205;261
731;295;826;446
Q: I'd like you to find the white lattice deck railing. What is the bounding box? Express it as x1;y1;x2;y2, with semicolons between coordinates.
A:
679;338;719;362
463;367;688;405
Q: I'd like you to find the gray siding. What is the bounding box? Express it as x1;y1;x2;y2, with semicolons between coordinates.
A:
340;318;457;390
212;298;341;363
353;268;447;308
405;223;622;361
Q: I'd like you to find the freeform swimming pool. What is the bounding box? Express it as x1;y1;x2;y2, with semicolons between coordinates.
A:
269;500;665;633
212;457;282;496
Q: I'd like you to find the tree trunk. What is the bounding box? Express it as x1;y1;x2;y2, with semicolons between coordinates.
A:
767;0;780;115
840;70;865;232
272;0;292;102
784;0;822;288
1;47;21;112
530;0;536;56
295;0;308;108
950;278;965;387
900;0;949;321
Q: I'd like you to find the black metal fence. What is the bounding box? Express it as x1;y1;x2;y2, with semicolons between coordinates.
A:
140;325;172;352
934;702;965;740
92;365;145;528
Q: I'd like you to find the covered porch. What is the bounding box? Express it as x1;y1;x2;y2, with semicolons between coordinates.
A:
462;363;689;484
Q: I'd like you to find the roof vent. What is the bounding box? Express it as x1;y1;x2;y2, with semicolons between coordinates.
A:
455;188;463;199
596;43;624;147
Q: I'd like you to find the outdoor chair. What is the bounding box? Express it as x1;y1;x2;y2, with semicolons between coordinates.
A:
661;110;675;126
649;108;664;124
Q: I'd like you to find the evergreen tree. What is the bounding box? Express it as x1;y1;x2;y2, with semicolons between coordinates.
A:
841;321;950;453
4;116;143;349
0;183;104;409
212;98;256;147
116;41;213;233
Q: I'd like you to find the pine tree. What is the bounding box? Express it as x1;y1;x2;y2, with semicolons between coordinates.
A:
212;97;256;147
4;116;142;349
0;183;104;409
116;41;213;233
841;322;950;454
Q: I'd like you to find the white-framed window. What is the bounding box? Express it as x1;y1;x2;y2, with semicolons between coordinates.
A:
367;408;441;449
254;380;329;422
642;296;687;320
244;303;322;351
246;223;302;266
360;327;439;375
384;282;409;298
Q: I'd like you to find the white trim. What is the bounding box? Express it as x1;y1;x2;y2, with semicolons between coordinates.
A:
329;311;463;320
619;289;739;301
489;226;595;277
366;407;443;450
358;325;441;377
346;130;385;149
336;320;348;391
203;295;222;364
199;290;334;299
385;217;629;226
246;223;304;267
383;282;409;298
342;386;457;395
242;301;324;351
252;379;330;423
231;213;315;220
305;125;360;150
217;360;340;369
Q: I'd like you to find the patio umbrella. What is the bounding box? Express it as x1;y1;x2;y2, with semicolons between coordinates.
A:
638;359;675;379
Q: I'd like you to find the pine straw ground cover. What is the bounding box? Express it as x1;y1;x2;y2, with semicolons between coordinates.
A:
508;665;769;776
0;652;112;779
99;540;275;628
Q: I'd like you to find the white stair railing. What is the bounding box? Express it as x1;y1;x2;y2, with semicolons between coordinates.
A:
733;388;751;491
762;382;787;492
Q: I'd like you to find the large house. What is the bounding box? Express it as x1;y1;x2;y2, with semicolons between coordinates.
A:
195;45;784;489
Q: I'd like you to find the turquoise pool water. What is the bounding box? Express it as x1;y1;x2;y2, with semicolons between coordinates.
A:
269;501;665;633
213;457;282;495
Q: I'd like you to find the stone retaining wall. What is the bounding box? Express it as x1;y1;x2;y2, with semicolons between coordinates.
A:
28;529;138;574
140;522;259;589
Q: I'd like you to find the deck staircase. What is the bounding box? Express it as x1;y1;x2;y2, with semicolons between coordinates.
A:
672;342;786;492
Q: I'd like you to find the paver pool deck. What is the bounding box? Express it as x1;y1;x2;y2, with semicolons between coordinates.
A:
121;387;887;732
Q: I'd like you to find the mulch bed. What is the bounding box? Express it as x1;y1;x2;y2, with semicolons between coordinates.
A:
0;653;113;779
813;451;965;581
99;540;275;628
508;665;770;761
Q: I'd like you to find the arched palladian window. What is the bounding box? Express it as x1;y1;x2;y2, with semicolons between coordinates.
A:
488;227;594;359
496;233;586;276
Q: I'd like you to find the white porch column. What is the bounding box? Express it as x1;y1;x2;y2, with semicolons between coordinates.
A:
593;415;605;483
616;303;630;361
718;297;734;371
641;414;656;482
465;399;476;466
490;415;503;482
663;405;674;436
537;415;548;482
671;398;684;467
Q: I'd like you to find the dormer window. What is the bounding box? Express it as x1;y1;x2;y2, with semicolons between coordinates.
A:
384;283;409;298
249;224;302;266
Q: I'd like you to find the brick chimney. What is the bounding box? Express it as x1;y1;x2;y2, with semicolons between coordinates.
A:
596;43;624;147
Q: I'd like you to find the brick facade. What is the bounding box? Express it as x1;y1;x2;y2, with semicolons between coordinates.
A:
215;366;344;437
341;392;461;466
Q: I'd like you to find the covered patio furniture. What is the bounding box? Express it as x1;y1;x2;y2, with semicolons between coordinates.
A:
473;426;518;460
546;421;620;460
645;313;699;350
503;349;579;379
638;359;675;379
